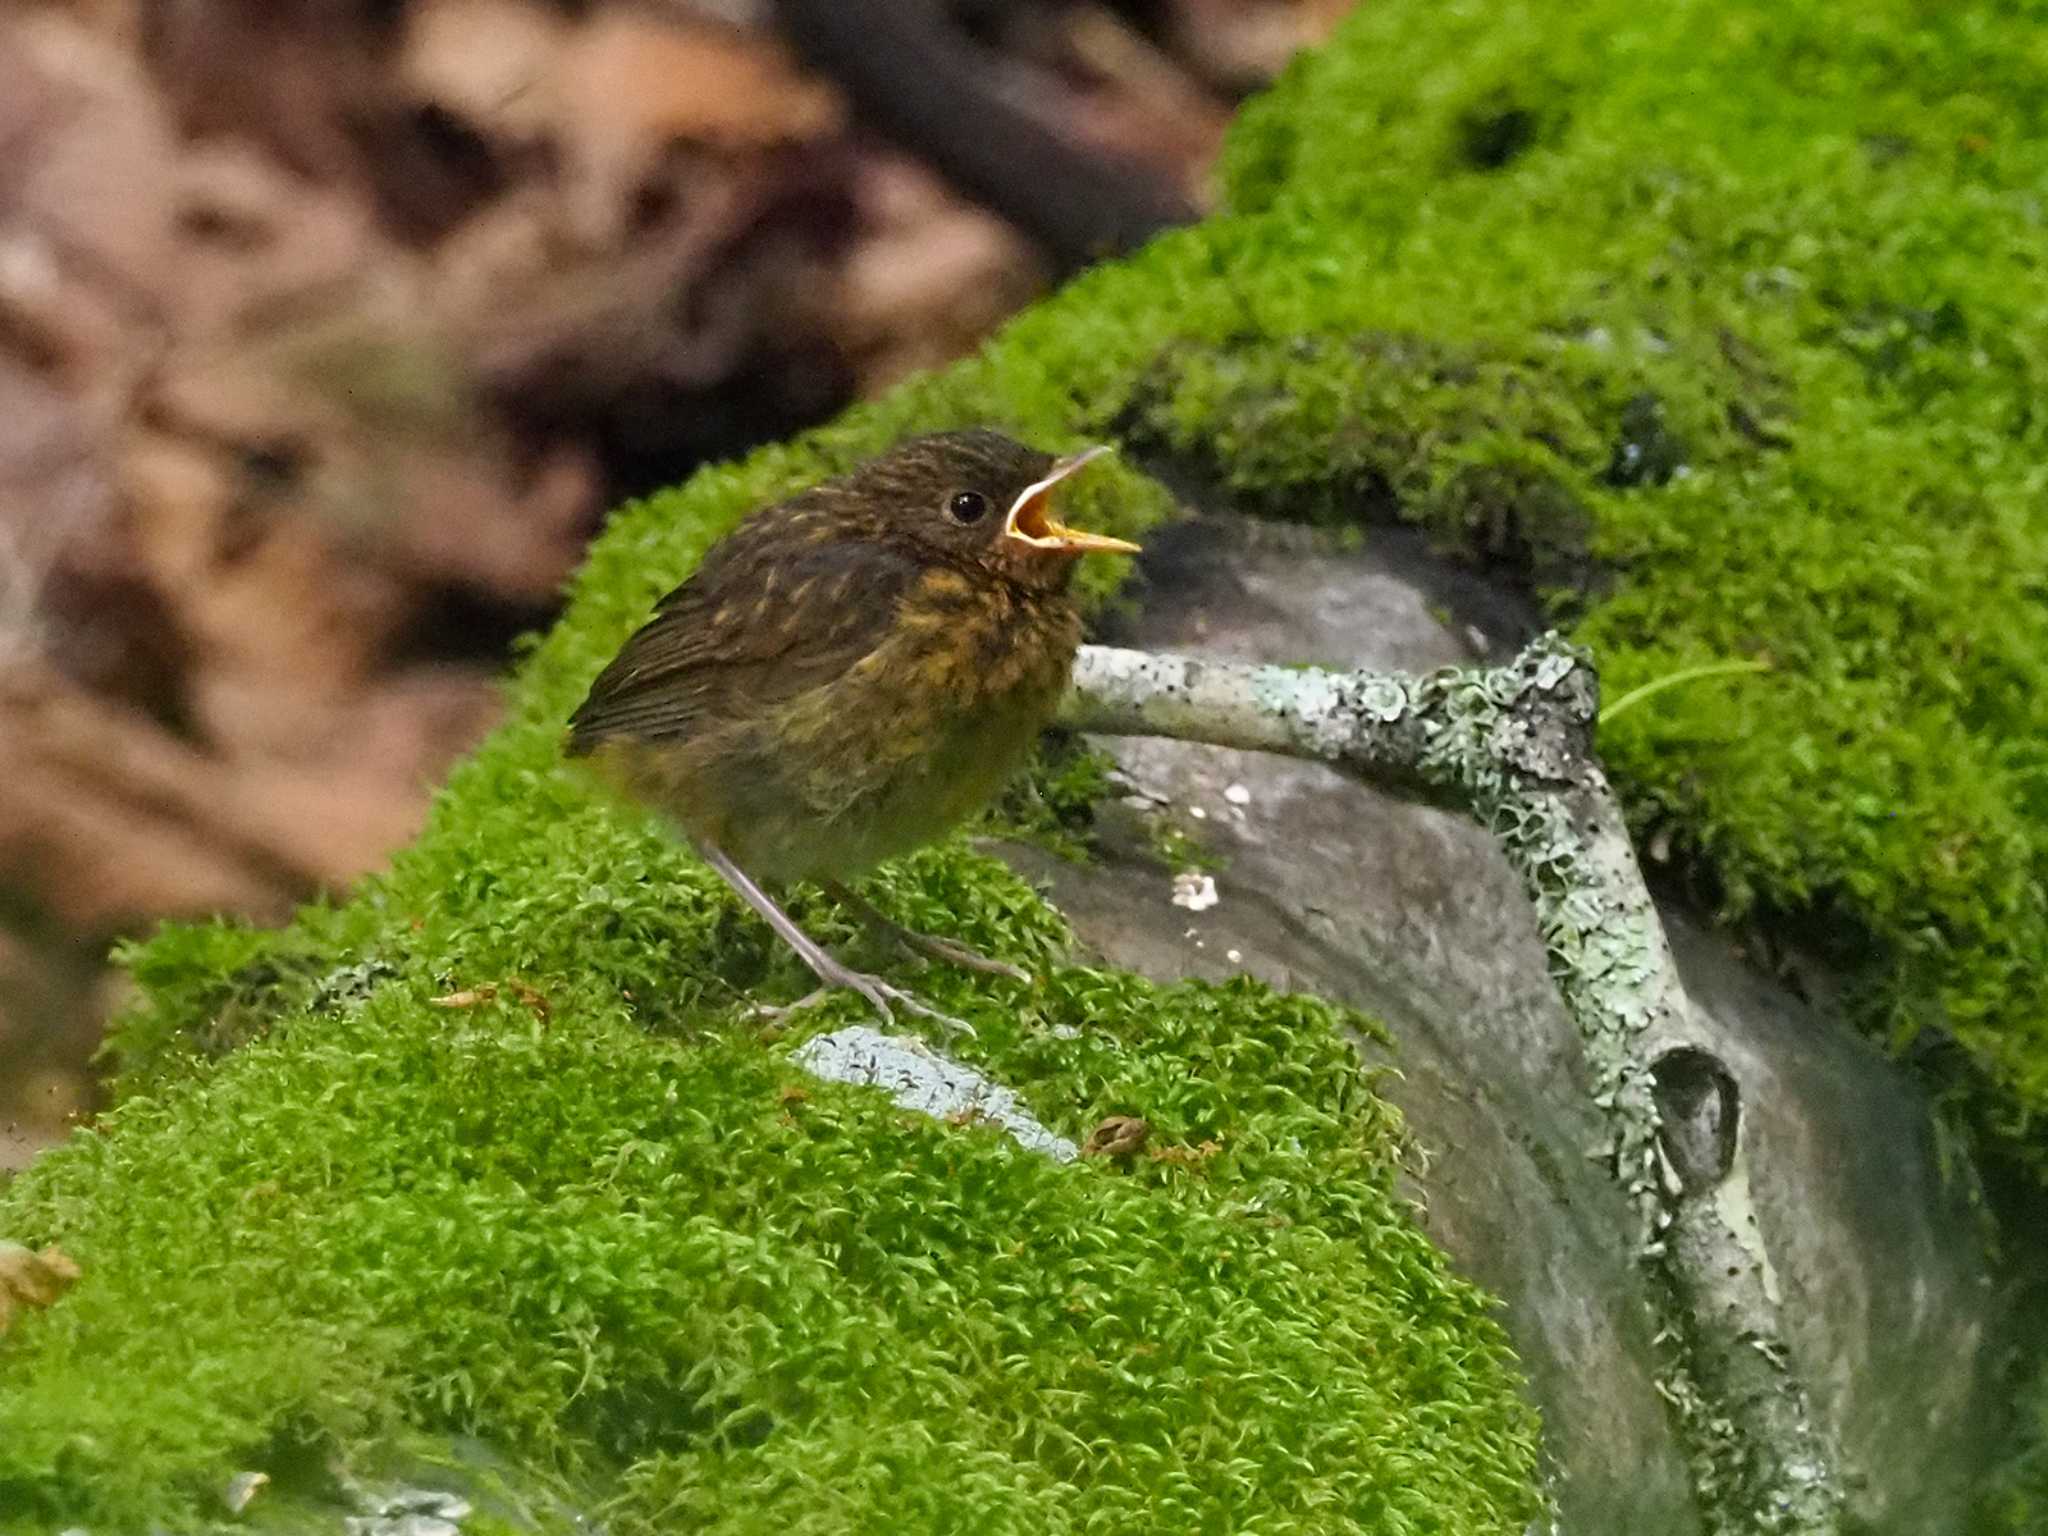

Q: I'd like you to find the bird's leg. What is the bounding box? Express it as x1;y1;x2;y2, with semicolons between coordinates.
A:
821;880;1032;983
693;840;975;1037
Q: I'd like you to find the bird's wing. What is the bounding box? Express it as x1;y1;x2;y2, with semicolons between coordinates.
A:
566;509;923;751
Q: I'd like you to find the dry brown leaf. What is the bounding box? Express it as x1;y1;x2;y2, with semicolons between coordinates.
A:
1157;0;1355;92
833;153;1045;394
1061;5;1232;192
400;0;569;148
558;7;843;151
0;1240;81;1335
542;8;844;252
1081;1114;1152;1160
1148;1137;1224;1169
429;981;550;1020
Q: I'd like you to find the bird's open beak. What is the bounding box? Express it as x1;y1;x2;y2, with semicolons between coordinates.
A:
1003;445;1141;555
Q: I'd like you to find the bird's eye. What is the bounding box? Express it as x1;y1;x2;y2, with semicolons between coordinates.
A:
945;490;989;525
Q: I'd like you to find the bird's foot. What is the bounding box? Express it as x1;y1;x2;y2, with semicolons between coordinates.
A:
753;958;976;1039
885;928;1030;983
824;881;1031;983
687;843;980;1039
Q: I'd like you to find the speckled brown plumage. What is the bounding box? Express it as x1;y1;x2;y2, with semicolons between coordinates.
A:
566;428;1137;1029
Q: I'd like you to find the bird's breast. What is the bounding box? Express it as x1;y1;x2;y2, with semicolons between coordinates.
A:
888;568;1082;711
749;574;1079;878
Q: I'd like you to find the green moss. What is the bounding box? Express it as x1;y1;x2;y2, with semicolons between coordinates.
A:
1975;1359;2048;1534
980;731;1122;863
1157;1;2048;1176
0;859;1539;1529
104;904;390;1090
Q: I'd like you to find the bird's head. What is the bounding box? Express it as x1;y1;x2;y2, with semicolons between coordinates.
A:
849;428;1139;590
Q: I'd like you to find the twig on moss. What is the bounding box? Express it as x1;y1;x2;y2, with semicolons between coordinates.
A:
1599;657;1771;725
1058;634;1843;1536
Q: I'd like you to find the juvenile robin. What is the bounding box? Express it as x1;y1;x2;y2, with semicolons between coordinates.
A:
567;428;1138;1030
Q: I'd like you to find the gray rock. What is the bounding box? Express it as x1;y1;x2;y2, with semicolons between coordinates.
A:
344;1485;474;1536
993;512;2017;1533
795;1024;1081;1161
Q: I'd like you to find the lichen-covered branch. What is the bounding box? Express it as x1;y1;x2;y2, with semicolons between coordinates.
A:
1060;635;1843;1535
1053;646;1453;804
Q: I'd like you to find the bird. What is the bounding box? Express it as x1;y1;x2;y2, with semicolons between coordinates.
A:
566;428;1139;1032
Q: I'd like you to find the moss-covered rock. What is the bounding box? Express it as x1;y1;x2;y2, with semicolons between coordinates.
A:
6;0;2048;1525
1;937;1543;1530
0;361;1541;1527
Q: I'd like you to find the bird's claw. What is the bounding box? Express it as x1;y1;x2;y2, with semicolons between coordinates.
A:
873;980;978;1039
753;969;976;1040
821;881;1032;984
896;933;1030;984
